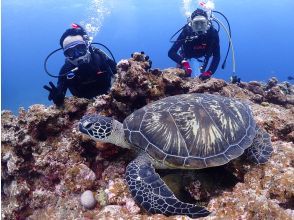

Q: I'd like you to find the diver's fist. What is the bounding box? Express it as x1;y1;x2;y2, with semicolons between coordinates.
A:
181;60;192;77
199;71;212;80
43;82;64;106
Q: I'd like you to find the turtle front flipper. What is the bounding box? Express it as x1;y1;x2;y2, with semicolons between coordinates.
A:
125;155;210;218
245;126;273;164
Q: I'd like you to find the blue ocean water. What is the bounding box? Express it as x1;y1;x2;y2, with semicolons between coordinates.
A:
2;0;294;114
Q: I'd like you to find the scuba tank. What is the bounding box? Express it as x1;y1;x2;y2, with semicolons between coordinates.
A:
44;42;116;78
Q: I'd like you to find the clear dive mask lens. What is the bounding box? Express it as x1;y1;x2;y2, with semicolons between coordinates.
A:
191;16;209;34
63;41;88;60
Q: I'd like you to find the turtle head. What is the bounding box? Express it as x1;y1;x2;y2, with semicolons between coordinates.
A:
79;115;131;149
79;115;113;141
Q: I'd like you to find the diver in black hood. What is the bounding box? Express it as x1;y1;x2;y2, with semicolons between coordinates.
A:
168;8;220;80
44;24;117;106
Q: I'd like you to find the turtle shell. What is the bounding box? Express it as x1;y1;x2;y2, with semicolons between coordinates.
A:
123;93;257;169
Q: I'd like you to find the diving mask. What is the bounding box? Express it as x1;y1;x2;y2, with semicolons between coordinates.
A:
190;15;210;35
63;40;91;66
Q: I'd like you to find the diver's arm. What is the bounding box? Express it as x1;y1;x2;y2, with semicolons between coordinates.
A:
56;64;69;98
93;47;117;75
104;54;117;75
168;27;188;65
44;66;67;106
207;32;220;74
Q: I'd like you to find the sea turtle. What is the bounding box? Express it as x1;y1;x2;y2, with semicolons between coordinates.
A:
79;93;273;218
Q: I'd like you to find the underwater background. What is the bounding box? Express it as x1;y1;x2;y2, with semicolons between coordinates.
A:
2;0;294;114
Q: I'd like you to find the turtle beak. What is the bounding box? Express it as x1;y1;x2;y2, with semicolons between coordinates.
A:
79;122;88;135
79;117;93;135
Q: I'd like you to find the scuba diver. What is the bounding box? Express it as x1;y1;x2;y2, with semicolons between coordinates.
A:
44;24;117;106
168;8;220;80
169;3;237;82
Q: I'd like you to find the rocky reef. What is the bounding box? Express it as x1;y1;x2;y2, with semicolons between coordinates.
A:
1;52;294;219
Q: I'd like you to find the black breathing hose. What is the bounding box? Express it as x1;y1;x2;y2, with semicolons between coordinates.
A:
169;24;187;43
44;48;64;78
91;42;116;63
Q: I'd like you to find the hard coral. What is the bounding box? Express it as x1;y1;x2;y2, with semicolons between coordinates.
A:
1;53;294;219
64;163;96;193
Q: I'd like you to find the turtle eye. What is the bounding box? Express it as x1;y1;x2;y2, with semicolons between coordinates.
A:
82;121;93;129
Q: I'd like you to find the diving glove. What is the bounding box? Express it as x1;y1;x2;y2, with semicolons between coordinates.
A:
43;82;64;106
181;60;192;77
199;71;212;80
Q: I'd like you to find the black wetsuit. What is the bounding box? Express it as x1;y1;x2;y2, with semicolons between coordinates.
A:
168;25;220;74
56;47;116;100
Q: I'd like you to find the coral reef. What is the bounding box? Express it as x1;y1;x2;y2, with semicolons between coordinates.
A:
1;52;294;219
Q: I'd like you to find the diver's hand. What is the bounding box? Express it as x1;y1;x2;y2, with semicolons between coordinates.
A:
181;60;192;77
43;82;64;106
199;71;212;81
